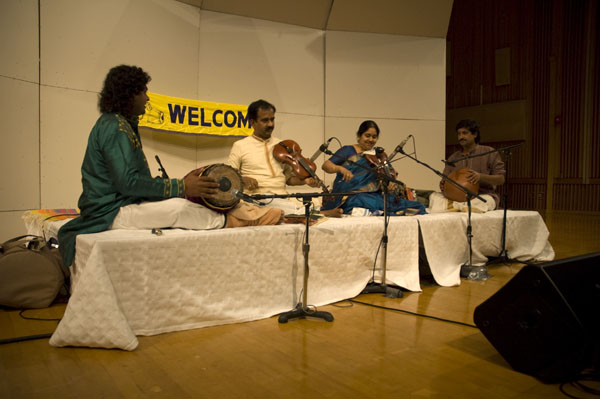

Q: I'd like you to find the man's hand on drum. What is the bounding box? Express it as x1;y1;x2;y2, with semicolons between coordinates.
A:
242;176;259;191
184;171;219;197
465;169;480;184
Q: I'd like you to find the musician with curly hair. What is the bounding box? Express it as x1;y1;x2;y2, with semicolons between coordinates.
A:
58;65;281;267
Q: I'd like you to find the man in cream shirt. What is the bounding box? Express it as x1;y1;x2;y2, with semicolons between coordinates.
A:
227;99;321;214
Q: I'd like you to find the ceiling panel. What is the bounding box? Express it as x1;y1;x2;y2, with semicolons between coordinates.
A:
179;0;333;29
177;0;452;37
328;0;453;38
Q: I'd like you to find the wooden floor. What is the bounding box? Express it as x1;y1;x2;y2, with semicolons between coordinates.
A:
1;211;599;399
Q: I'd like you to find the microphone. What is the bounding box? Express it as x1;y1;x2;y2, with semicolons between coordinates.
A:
155;155;169;179
232;189;263;206
309;137;333;162
388;134;411;160
442;159;456;167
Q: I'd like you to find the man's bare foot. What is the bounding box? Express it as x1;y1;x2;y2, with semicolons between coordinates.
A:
320;208;343;218
258;209;285;225
225;208;284;227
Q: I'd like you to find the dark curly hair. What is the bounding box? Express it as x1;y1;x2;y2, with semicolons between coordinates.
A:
98;65;151;118
247;99;276;122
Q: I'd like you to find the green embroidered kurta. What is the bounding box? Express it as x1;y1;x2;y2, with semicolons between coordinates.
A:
58;113;185;266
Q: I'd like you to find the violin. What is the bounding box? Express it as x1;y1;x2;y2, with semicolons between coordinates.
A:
364;147;412;202
273;140;331;196
364;147;397;179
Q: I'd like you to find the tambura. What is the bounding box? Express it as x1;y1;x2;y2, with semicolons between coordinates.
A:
186;164;243;212
442;168;480;202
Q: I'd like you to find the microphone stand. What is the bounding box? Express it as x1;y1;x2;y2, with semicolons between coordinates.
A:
361;167;404;298
398;149;491;281
246;191;358;323
281;193;333;323
322;147;407;296
480;144;529;266
445;143;527;267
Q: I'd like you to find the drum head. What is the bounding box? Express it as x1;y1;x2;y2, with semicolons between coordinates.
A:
187;164;243;212
443;168;480;202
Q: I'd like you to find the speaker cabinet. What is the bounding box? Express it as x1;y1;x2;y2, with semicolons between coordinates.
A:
474;252;600;383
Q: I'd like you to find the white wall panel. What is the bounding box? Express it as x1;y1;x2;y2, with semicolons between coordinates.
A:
40;86;98;208
41;0;201;99
0;77;40;210
192;136;240;168
0;212;29;242
325;31;446;121
0;0;38;82
197;11;325;117
139;129;225;179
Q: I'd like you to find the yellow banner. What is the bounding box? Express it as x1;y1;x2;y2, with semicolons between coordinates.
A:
139;92;252;137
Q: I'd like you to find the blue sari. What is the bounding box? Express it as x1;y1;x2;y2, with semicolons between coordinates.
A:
320;145;426;215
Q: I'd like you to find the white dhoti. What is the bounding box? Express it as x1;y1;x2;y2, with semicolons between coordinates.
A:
428;192;496;214
111;198;226;230
259;198;308;215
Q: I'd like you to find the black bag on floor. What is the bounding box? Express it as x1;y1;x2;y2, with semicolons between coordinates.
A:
0;235;70;309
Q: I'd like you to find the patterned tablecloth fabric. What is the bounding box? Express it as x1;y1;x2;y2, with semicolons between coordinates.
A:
36;210;552;350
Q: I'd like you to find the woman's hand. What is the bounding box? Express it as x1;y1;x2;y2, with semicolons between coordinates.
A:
338;166;354;181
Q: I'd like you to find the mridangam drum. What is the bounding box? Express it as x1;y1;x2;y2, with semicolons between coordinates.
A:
186;164;243;212
442;168;480;202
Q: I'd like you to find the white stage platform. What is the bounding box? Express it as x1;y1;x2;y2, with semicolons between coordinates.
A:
24;210;553;350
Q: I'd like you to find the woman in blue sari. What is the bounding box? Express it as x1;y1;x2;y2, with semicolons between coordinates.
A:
320;120;426;216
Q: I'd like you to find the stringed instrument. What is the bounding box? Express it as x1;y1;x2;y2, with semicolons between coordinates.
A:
272;140;332;198
363;147;398;180
363;148;416;201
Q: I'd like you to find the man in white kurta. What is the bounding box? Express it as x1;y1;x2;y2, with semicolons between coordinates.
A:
227;99;320;214
228;133;293;196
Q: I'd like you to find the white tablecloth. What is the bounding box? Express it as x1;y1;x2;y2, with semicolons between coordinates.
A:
418;210;554;286
45;210;553;350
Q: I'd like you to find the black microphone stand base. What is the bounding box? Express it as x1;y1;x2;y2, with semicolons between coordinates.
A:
361;282;404;298
460;264;492;281
486;250;532;266
278;303;334;323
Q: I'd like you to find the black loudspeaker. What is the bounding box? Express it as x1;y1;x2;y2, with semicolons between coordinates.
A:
474;252;600;383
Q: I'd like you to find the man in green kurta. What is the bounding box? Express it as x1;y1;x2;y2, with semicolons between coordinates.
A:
58;65;281;267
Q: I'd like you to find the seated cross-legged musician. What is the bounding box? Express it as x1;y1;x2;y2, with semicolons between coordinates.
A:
58;66;282;268
429;119;505;213
226;99;342;217
320;120;426;216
